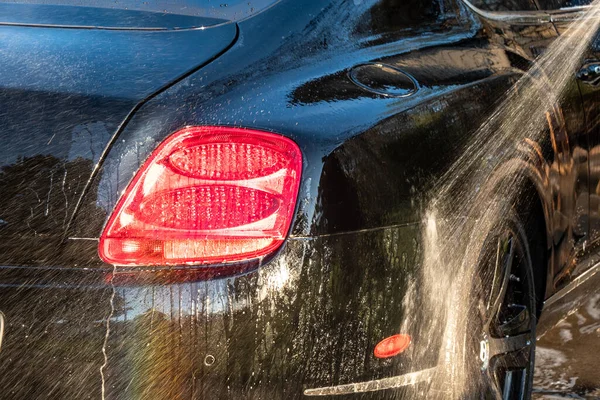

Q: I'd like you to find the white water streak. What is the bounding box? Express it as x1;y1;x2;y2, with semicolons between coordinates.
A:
416;3;600;397
100;265;116;400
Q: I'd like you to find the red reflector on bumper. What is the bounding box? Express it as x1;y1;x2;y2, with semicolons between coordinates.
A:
374;334;411;358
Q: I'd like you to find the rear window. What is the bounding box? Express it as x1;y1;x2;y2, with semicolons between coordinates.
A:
0;0;278;20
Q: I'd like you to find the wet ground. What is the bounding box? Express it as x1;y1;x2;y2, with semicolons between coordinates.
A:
533;293;600;399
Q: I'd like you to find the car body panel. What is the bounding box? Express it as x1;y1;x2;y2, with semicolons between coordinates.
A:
577;32;600;258
0;3;227;30
0;0;595;397
0;227;426;398
0;19;238;267
8;0;280;22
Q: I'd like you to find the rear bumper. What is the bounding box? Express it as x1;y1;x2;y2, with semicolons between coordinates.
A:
0;223;440;399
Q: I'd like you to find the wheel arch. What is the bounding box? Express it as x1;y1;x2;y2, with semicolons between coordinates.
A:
481;156;553;318
516;173;551;319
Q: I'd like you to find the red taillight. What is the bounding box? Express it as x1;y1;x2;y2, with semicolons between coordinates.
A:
99;126;302;266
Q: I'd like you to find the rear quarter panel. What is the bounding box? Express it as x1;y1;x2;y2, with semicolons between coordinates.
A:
0;0;575;398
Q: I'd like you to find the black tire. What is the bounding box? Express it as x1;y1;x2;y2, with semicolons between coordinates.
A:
462;209;537;400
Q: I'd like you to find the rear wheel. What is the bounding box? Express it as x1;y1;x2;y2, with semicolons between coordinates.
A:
465;212;537;399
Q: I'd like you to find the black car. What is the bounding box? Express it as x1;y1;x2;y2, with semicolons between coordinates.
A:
0;0;599;398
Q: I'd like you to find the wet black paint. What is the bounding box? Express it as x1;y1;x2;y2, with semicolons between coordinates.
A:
0;0;597;398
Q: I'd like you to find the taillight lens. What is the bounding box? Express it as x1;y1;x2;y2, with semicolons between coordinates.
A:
99;126;302;266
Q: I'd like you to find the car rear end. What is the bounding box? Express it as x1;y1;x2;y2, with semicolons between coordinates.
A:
0;0;479;398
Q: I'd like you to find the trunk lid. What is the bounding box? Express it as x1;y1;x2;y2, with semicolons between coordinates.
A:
0;4;237;265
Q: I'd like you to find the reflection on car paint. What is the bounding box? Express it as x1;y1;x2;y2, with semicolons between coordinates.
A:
0;0;598;397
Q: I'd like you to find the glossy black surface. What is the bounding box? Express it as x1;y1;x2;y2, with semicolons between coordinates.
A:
0;0;597;398
0;18;237;266
0;3;227;29
348;63;419;98
11;0;279;21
